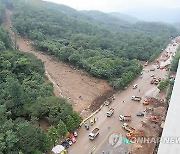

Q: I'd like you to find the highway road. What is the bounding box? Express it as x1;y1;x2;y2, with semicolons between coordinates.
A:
69;37;180;154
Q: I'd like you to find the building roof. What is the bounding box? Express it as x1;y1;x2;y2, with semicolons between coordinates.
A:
157;60;180;154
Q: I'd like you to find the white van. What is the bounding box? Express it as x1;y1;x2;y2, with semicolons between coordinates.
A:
133;84;138;89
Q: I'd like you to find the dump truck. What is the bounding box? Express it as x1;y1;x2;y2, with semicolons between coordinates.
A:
119;115;131;121
122;123;135;132
89;128;99;140
106;108;114;117
131;96;141;101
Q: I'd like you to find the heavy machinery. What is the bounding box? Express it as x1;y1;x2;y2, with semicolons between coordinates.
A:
143;99;149;105
143;98;152;105
89;128;99;140
150;116;158;123
119;115;131;121
122;123;135;132
126;130;144;139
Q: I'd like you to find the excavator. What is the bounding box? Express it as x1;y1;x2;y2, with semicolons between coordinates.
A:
150;115;158;123
126;130;144;139
143;97;153;105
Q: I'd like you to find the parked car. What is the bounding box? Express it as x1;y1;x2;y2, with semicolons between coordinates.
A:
70;134;76;143
104;100;111;106
73;131;78;137
61;141;69;149
133;84;138;89
123;86;128;90
84;123;89;130
150;68;155;71
136;112;145;116
66;138;73;146
89;118;94;125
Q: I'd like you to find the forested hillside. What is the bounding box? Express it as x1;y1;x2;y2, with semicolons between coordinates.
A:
0;1;82;153
109;12;138;23
6;0;179;89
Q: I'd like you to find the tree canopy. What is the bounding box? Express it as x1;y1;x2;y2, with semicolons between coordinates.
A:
10;0;179;89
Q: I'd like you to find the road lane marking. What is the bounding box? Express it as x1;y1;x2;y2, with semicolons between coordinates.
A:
93;122;120;153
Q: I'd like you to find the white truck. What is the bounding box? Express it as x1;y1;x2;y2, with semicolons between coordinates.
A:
89;128;99;140
106;108;114;117
119;115;131;121
131;96;141;101
122;123;135;132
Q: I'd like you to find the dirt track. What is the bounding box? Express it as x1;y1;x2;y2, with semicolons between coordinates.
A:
4;10;112;118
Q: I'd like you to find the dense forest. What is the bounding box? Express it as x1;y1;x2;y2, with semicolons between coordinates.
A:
0;1;82;153
0;0;180;153
7;0;178;89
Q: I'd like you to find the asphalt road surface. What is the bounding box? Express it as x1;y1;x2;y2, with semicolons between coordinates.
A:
69;38;180;154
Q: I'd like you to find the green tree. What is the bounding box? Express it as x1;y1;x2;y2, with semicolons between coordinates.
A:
71;111;82;128
158;79;169;91
65;115;76;132
57;119;67;137
48;126;59;146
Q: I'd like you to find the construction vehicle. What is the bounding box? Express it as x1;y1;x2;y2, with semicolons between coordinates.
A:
119;115;131;121
143;97;153;105
89;128;99;140
143;99;149;105
126;130;144;139
131;96;141;101
150;116;158;123
106;108;114;117
122;123;135;132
